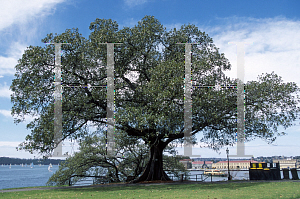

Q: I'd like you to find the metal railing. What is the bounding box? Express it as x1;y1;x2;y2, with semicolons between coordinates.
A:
69;173;212;186
69;175;110;186
189;174;212;182
69;169;300;186
68;175;136;186
168;173;212;182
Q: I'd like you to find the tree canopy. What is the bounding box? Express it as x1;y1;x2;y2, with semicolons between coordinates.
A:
11;15;300;182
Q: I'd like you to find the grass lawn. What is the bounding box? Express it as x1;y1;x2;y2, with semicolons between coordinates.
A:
1;181;300;199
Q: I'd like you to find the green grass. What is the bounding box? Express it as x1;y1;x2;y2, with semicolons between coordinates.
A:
1;181;300;199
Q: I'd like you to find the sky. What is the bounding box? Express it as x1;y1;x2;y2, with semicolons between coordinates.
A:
0;0;300;159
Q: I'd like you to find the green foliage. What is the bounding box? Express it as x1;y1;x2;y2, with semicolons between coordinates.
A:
244;72;300;143
163;155;190;180
47;129;189;185
47;129;149;185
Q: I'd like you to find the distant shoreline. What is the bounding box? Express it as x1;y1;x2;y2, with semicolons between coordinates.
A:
0;157;65;165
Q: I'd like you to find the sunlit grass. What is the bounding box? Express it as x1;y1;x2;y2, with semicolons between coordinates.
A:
1;181;300;198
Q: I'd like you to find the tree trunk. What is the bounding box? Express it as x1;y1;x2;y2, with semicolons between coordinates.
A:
132;140;171;183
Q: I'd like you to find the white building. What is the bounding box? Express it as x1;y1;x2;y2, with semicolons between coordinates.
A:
212;160;258;169
273;159;297;169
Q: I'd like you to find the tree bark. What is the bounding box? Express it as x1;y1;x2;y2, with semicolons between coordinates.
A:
132;140;172;183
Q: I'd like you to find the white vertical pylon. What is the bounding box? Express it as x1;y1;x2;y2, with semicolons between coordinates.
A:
99;43;122;157
52;43;70;157
176;43;198;157
228;42;253;158
50;42;122;157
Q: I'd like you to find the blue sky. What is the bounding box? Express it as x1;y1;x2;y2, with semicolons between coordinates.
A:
1;0;300;159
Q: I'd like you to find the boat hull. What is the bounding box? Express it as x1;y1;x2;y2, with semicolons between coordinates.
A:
203;170;228;177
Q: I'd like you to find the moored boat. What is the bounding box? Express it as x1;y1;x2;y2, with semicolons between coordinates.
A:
48;163;53;172
203;169;227;177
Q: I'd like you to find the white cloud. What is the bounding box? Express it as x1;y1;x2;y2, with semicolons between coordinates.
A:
0;140;80;159
0;85;12;98
0;42;28;76
0;0;65;31
0;108;39;123
23;114;39;123
154;17;300;87
0;0;66;77
0;141;20;147
0;55;16;75
0;143;37;158
10;113;39;123
0;109;11;118
124;0;149;7
203;17;300;85
175;142;300;158
120;18;139;28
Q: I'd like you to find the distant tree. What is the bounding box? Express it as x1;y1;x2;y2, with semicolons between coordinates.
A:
0;157;63;165
11;15;300;183
47;129;148;185
47;129;188;185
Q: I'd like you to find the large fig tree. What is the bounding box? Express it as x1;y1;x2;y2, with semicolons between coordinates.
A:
11;15;300;182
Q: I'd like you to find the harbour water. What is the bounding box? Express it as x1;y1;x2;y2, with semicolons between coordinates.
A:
1;165;299;190
0;164;59;190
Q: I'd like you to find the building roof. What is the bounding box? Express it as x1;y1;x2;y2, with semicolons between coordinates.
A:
192;161;213;164
215;160;259;164
273;159;296;162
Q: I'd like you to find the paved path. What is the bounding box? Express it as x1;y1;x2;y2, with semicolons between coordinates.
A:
1;180;299;193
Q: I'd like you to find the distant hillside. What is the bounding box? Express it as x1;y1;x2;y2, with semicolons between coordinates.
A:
0;157;65;165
